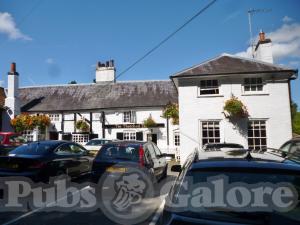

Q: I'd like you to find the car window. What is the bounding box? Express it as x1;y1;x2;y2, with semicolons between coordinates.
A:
70;144;86;154
0;135;4;144
280;142;292;152
96;144;140;161
152;143;162;156
9;135;26;145
146;143;156;159
9;142;53;155
55;144;73;155
86;139;110;146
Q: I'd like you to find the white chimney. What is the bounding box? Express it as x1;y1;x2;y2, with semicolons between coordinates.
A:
254;30;273;64
95;60;116;83
5;62;20;118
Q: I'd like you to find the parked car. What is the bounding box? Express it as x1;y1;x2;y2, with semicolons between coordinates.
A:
160;149;300;225
202;143;244;151
0;140;92;182
267;138;300;162
0;132;27;155
91;141;168;183
84;138;112;156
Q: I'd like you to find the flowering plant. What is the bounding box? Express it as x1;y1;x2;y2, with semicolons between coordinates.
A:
10;114;51;133
143;115;157;128
75;120;90;132
224;96;249;118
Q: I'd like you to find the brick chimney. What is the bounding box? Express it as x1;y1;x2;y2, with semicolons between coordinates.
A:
5;62;20;118
254;30;273;64
95;60;116;83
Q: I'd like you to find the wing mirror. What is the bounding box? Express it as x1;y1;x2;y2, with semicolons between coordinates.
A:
171;165;182;173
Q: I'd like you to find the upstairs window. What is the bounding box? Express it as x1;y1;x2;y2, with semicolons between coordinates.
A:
199;80;219;95
123;111;136;123
49;114;60;122
244;78;263;92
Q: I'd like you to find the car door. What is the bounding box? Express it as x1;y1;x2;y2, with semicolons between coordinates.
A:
69;144;91;174
145;143;161;178
151;143;166;176
53;143;81;177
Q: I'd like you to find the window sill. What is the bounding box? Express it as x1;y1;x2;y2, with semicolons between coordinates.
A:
197;94;224;98
241;92;269;96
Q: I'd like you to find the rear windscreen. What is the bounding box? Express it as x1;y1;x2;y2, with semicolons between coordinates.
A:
96;144;140;161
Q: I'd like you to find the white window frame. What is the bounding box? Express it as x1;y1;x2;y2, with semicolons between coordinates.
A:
49;114;60;122
243;77;264;93
123;111;136;123
22;130;34;142
72;134;89;145
174;131;180;146
123;131;136;140
199;80;219;95
248;120;267;151
201;121;220;146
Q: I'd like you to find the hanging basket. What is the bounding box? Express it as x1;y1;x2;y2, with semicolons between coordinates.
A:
143;115;157;128
75;120;90;132
223;96;249;119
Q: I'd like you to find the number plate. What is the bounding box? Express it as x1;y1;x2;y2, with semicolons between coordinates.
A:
106;167;127;173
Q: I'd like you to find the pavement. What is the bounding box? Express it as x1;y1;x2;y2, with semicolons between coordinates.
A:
0;160;180;225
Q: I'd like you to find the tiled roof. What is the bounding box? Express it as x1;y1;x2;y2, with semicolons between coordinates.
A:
19;80;178;112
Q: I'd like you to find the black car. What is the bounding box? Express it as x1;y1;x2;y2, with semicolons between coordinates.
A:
91;141;168;183
160;149;300;225
0;140;92;182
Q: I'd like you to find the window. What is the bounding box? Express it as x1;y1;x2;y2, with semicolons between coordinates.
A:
22;130;34;142
199;80;219;95
70;144;86;154
72;134;89;144
248;120;267;151
123;111;136;123
174;132;180;146
49;114;60;122
152;143;162;156
123;131;136;140
202;121;220;146
244;78;263;92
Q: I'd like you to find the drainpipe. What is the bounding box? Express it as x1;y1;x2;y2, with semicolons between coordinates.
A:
167;117;169;146
101;111;105;138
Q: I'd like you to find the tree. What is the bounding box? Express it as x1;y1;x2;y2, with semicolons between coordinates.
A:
69;80;77;84
291;101;300;135
291;102;298;120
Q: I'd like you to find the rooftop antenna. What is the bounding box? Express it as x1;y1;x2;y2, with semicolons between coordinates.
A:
247;8;271;58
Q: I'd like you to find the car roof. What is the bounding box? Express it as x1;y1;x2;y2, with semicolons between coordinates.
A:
190;149;300;172
107;140;147;145
0;132;19;135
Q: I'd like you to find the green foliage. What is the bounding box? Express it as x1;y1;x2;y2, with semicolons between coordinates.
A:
75;120;90;132
143;115;157;128
291;102;298;120
224;96;249;118
69;80;77;84
162;103;179;125
11;114;50;133
293;112;300;135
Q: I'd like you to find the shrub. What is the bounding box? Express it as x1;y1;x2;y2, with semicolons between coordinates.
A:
143;116;157;128
162;103;179;125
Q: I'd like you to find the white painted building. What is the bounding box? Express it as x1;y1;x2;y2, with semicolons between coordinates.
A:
1;60;179;155
171;32;298;164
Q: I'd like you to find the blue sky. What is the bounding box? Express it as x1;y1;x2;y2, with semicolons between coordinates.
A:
0;0;300;105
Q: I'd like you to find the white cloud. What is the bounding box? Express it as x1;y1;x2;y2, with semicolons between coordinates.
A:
0;12;32;40
45;58;54;64
235;23;300;61
282;16;293;23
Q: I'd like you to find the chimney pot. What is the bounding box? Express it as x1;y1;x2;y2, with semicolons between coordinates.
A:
259;30;265;42
10;62;16;73
106;61;109;67
97;61;101;68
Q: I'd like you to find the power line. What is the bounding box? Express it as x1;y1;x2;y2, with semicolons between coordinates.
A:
115;0;218;80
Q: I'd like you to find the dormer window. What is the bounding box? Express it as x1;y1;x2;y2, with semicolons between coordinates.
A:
244;78;263;92
199;80;219;95
123;111;136;123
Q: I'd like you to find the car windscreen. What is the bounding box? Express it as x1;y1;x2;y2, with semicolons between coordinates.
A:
86;140;110;146
96;144;140;161
9;142;55;155
174;170;300;224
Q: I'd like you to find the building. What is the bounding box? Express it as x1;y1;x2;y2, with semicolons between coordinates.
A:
1;61;179;155
171;31;298;164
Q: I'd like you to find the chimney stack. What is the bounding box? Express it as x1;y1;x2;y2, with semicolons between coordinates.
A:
254;30;273;64
95;59;116;83
5;62;20;119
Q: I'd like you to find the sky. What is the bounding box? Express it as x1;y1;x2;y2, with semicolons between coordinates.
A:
0;0;300;105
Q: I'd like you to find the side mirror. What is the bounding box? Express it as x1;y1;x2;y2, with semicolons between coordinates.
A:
171;165;182;173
